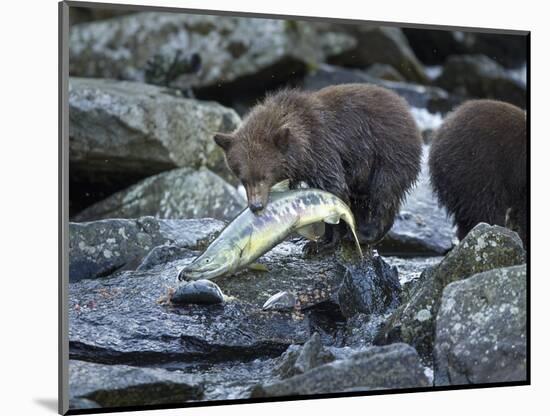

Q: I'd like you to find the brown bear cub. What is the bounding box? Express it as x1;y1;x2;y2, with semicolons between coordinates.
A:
429;100;527;245
214;84;423;251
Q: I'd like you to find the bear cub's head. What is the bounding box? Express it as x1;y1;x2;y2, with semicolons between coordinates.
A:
214;124;292;213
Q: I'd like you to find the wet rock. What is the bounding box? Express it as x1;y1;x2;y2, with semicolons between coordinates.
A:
172;280;225;305
375;223;526;359
336;253;401;318
74;167;245;222
136;244;196;272
274;333;335;379
322;25;428;83
69;77;241;198
212;241;344;310
251;343;429;397
69;397;99;410
263;291;297;312
69;257;311;364
69;13;354;92
434;264;527;385
69;216;225;282
458;32;528;69
303;64;462;115
365;63;405;82
69;360;204;408
436;54;526;108
377;146;455;256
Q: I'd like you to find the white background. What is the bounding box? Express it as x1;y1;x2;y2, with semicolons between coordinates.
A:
1;0;547;415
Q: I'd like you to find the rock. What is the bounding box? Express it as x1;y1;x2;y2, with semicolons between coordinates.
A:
69;360;204;408
303;64;462;115
436;54;526;108
69;217;225;282
434;265;527;385
402;28;465;65
458;32;528;69
172;280;225;305
136;244;196;272
274;333;335;379
73;167;246;222
336;253;401;318
377;146;456;256
68;77;241;204
251;343;429;397
375;223;526;359
69;256;311;364
263;291;297;312
365;63;405;82
69;13;355;92
322;25;428;83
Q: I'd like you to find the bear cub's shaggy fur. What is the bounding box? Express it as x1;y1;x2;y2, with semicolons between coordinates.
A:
429;99;527;246
214;84;423;249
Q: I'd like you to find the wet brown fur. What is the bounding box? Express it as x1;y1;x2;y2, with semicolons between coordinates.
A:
214;84;423;244
429;99;527;245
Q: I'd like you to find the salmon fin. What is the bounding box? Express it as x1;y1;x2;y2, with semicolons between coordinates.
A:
270;179;290;193
324;214;341;225
248;263;269;272
296;222;326;241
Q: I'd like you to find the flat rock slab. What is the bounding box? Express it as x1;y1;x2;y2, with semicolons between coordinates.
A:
251;343;429;397
69;360;204;409
69;254;311;364
69;217;225;282
434;264;527;385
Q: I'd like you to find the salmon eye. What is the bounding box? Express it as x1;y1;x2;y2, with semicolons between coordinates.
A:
205;258;210;263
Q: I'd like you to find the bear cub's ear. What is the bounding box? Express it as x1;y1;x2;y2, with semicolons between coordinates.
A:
213;133;233;151
274;127;291;152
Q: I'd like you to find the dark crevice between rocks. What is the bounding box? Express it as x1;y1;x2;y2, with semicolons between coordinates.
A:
69;339;295;368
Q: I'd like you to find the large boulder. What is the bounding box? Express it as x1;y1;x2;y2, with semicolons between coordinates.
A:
303;64;463;115
69;77;241;193
69;13;355;92
377;146;455;256
69;360;204;408
375;223;526;359
434;265;527;385
319;24;428;84
73;167;245;222
251;343;429;397
69;216;225;282
436;54;526;108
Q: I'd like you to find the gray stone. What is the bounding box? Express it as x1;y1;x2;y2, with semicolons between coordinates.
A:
73;167;246;222
69;77;241;188
69;360;204;408
274;333;335;379
375;223;526;359
436;54;526;108
365;63;406;82
321;24;428;83
263;291;297;311
69;13;355;90
434;265;527;385
172;280;225;305
251;343;429;397
69;216;225;281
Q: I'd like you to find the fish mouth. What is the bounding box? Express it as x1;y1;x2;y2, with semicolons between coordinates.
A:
178;264;228;282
